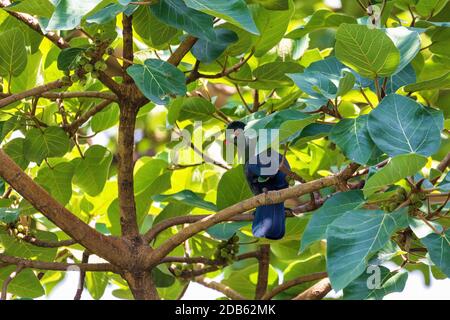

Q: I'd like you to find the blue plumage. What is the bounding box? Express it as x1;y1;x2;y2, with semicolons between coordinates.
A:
226;121;290;240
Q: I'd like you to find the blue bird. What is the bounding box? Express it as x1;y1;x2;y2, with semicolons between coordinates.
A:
226;121;289;240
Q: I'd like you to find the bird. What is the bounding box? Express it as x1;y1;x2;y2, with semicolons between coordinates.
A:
226;121;290;240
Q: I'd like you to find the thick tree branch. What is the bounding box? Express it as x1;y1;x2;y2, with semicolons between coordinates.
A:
0;253;118;272
0;80;66;109
255;244;270;299
40;91;118;101
194;276;246;300
117;103;140;240
262;272;328;300
292;278;332;300
122;13;134;84
144;163;359;268
0;150;131;268
167;36;198;66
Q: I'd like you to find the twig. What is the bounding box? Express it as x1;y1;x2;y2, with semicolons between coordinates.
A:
292;278;332;300
1;265;23;300
74;251;90;300
194;276;246;300
22;236;77;248
255;244;270;299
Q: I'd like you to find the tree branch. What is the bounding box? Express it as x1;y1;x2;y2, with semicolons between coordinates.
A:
74;251;90;300
0;150;131;268
292;278;332;300
255;244;270;299
22;235;77;248
194;276;246;300
66;100;113;136
167;36;198;67
0;253;118;272
40;91;118;101
143;163;359;268
122;13;134;84
262;272;328;300
1;265;23;300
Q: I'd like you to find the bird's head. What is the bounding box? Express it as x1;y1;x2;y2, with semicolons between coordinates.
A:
225;121;246;145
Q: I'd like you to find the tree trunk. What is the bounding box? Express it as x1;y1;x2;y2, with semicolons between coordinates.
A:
124;271;160;300
117;101;140;241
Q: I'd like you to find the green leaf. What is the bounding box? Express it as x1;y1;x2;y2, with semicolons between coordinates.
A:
330;115;383;165
3;138;29;170
300;190;365;252
57;47;86;71
207;221;250;240
133;6;178;47
253;0;294;57
152;266;175;288
35;162;74;206
0;229;58;261
367;94;443;157
150;0;216;41
0;178;4;196
326;208;409;291
86;272;108;300
184;0;258;35
0;266;45;298
4;0;54;18
0;208;20;224
343;266;408;300
335;24;400;78
90;103;119;132
191;29;238;63
47;0;103;30
420;230;450;278
23;127;70;164
248;0;289;10
134;158;168;195
0;28;27;78
153;190;217;211
415;0;448;17
85;3;126;24
72;145;113;197
216;165;253;210
363;154;427;197
177;97;216;121
251;61;303;90
404;72;450;92
385;27;421;75
126;59;187;105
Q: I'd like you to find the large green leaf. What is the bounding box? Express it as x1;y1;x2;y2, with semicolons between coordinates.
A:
335;24;400;78
326;208;409;291
191;29;238;63
253;0;294;57
23;127;70;164
127;59;187;105
415;0;448;17
133;5;178;47
420;230;450;278
4;0;54;18
0;266;45;298
150;0;216;41
47;0;103;30
216;165;253;210
207;221;250;240
184;0;259;35
363;154;427;197
90;103;119;133
367;94;443;157
3;138;29;169
57;47;86;71
86;272;108;300
72;145;113;197
0;28;27;78
343;266;408;300
330;115;382;165
153;190;217;211
300;190;365;252
35;162;74;206
134;158;168;195
177;97;216;121
251;61;303;90
385;27;421;75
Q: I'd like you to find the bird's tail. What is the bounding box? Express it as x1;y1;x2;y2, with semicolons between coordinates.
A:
252;203;285;240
